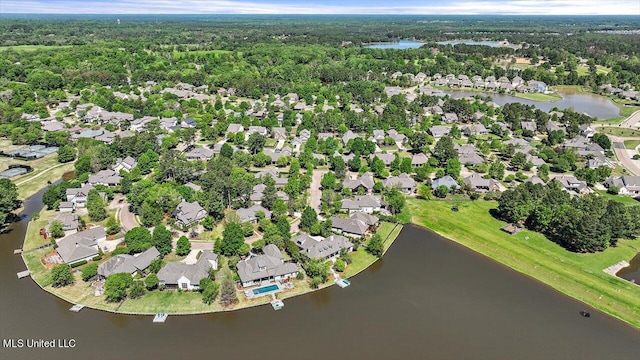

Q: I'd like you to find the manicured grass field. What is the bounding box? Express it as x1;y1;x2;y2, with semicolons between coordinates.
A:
407;198;640;329
514;92;562;102
1;151;74;201
623;140;640;150
599;127;640;138
596;190;640;206
0;45;73;52
342;221;402;279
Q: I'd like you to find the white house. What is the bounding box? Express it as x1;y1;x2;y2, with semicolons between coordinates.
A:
157;251;218;290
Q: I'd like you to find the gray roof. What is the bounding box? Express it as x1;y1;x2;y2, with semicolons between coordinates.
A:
237;244;298;283
88;169;122;186
51;213;79;230
431;176;460;190
293;234;353;260
342;194;383;210
343;173;375;190
57;226;105;264
428;126;451;138
173;201;207;225
382;173;416;190
98;246;160;278
236;205;271;222
463;174;499;190
411;153;429;166
157;251;218;285
372;153;395;165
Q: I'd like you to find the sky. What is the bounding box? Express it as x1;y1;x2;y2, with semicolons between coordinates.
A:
0;0;639;15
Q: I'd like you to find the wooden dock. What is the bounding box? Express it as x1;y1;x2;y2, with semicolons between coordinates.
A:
69;304;85;312
14;249;23;255
16;270;30;279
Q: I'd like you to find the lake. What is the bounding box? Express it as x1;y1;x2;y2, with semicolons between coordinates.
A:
1;192;639;360
445;89;621;119
618;252;640;284
364;39;424;49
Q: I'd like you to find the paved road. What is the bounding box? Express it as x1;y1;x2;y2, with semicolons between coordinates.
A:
611;138;640;176
14;162;68;186
309;169;327;213
593;110;640;176
112;197;139;231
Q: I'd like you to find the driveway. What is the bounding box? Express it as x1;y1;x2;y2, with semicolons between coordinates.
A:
179;241;214;265
112;197;139;231
612;138;640;176
309;169;328;213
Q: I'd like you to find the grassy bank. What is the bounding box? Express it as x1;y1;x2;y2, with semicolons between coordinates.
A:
624;140;640;150
599;127;640;138
595;190;640;206
0;45;73;52
342;221;403;279
514;92;562;102
407;198;640;329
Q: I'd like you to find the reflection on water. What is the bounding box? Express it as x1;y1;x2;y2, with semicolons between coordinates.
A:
617;253;640;284
446;90;620;119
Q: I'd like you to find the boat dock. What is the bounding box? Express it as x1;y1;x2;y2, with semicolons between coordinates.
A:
16;270;30;279
14;249;23;255
270;294;284;310
69;304;85;312
335;278;351;288
153;313;168;323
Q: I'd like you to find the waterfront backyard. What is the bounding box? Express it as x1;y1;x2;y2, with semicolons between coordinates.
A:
407;198;640;329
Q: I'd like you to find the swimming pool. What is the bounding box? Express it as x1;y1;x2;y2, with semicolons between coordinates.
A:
252;284;279;295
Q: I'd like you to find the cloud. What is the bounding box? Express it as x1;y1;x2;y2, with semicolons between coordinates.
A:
0;0;638;15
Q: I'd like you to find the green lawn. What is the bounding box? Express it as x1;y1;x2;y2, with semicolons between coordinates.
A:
624;140;640;150
342;221;403;279
596;190;640;206
0;45;73;52
0;152;74;201
407;198;640;329
514;92;562;102
599;127;640;138
264;138;277;147
576;65;611;76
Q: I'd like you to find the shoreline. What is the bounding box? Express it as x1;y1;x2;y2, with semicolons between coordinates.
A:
407;199;640;330
21;203;403;316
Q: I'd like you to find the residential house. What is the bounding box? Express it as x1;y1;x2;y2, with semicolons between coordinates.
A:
521;121;537;133
56;226;105;265
587;155;615;169
66;184;95;208
293;233;354;261
411;153;429;167
185;147;214;161
255;170;288;187
226;123;245;136
158;251;219;290
237;244;298;287
605;176;640;198
113;157;137;173
59;201;75;213
342;130;359;145
546;121;566;134
173;201;208;228
442;113;459;123
186;182;202;192
554;175;591;195
88;170;122;186
372;153;395;166
382;173;416;193
503;138;533;154
431;175;460;190
462;124;488;137
463;174;500;192
236;205;272;224
343;173;375;193
49;213;79;233
579;124;596;138
298;129;311;142
246;126;268;139
428;126;451;138
97;246;161;279
341;194;384;214
387;130;407;145
272;127;287;140
330;212;379;238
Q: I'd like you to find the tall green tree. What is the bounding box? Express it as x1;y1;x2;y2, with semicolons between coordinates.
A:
0;179;20;226
152;224;173;255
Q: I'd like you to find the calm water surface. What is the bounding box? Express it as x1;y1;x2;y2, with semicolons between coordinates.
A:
618;252;640;284
446;90;620;119
1;192;639;360
365;39;424;49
